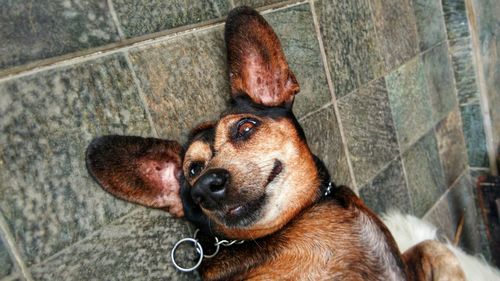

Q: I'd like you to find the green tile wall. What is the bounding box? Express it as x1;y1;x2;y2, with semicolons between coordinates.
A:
0;0;494;278
370;0;420;70
113;0;229;38
301;106;352;187
0;239;14;278
0;0;120;70
386;57;433;152
403;131;447;217
411;0;447;51
337;78;399;186
315;0;383;98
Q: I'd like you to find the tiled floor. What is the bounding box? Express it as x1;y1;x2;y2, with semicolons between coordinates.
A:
0;0;496;279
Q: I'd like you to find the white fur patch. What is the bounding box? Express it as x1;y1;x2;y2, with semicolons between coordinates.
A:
381;211;500;281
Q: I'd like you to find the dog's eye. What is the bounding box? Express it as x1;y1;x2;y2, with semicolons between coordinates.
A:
235;118;259;140
189;162;204;177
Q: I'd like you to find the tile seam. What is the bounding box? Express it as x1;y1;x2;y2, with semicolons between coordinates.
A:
123;51;159;138
259;0;308;14
0;1;307;84
0;213;33;281
297;102;332;122
337;40;448;104
383;76;415;214
28;207;144;269
0;22;225;83
308;0;358;191
107;0;126;40
357;154;402;190
422;168;470;219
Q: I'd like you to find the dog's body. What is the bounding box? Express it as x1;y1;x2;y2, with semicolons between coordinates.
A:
86;6;471;281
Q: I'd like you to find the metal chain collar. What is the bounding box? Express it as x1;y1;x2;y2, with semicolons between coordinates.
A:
171;229;244;272
171;182;333;272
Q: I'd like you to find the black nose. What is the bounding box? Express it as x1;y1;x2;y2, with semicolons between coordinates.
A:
191;169;229;209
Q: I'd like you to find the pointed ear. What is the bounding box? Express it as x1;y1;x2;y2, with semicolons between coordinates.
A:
85;135;185;217
225;6;300;107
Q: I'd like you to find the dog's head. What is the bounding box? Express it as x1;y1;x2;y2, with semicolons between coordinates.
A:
86;7;327;240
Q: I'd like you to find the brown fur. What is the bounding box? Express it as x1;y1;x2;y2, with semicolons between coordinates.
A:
200;187;406;281
85;6;468;281
403;241;466;281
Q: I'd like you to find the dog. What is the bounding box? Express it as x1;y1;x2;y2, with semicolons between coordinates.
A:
85;6;470;281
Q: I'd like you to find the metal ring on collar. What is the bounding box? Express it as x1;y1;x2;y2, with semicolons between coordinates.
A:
193;229;220;259
171;238;203;272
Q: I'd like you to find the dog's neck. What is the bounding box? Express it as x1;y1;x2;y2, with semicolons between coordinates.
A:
199;186;408;281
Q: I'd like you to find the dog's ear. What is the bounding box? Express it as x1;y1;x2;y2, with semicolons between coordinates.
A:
225;6;299;108
85;135;185;217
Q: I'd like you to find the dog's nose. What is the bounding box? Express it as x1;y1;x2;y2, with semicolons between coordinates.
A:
191;169;229;209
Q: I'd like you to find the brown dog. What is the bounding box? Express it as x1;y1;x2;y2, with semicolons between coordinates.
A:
86;6;466;281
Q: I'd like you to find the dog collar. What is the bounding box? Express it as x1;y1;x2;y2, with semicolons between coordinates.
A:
323;182;334;197
172;181;334;272
171;228;244;272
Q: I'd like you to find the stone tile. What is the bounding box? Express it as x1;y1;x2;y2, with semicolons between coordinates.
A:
446;174;483;254
128;27;228;142
403;131;447;217
113;0;229;38
30;208;199;281
233;0;284;8
315;0;384;98
449;38;480;105
0;0;120;70
301;106;352;187
370;0;420;70
337;78;399;186
411;0;447;51
263;4;331;117
0;239;14;278
423;195;455;240
441;0;470;41
459;105;490;168
422;43;458;123
386;57;433;152
359;158;412;214
425;173;485;254
435;109;468;187
0;275;23;281
129;5;330;141
0;54;153;265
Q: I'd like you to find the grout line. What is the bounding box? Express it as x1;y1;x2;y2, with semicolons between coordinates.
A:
0;21;225;83
336;40;448;107
464;0;497;175
107;0;126;40
258;0;308;15
382;75;415;214
297;102;332;122
308;0;358;191
422;168;470;219
0;0;307;84
123;51;159;138
0;213;33;281
31;207;144;268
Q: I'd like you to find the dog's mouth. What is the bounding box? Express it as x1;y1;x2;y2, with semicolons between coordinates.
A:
218;193;267;227
208;160;282;227
266;159;283;187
